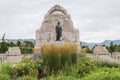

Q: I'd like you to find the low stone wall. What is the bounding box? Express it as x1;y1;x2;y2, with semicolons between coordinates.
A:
112;52;120;60
87;53;120;64
0;53;7;62
0;53;34;63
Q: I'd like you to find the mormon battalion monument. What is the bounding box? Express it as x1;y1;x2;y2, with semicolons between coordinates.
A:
35;5;80;51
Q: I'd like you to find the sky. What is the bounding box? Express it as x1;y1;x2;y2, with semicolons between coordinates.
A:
0;0;120;43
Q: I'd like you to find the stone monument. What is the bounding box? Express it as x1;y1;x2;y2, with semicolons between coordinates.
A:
35;5;80;51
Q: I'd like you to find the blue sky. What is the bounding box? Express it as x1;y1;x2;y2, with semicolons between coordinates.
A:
0;0;120;42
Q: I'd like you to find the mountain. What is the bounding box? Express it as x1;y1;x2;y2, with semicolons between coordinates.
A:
100;40;112;46
81;39;120;49
101;40;120;46
81;42;99;49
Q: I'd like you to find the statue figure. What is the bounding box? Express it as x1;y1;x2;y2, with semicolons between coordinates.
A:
55;22;62;41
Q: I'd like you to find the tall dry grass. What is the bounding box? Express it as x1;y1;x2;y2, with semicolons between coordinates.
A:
41;43;78;74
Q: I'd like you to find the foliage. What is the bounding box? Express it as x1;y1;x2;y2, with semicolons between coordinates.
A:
0;73;11;80
94;59;120;68
14;58;43;78
23;41;34;48
0;42;8;53
0;62;16;76
57;55;96;78
44;75;77;80
9;42;16;47
42;54;96;79
82;67;120;80
86;47;93;53
82;46;93;53
41;43;77;74
106;41;120;52
114;45;120;52
109;41;115;52
81;48;87;53
20;47;33;54
17;40;21;46
17;76;37;80
77;54;96;77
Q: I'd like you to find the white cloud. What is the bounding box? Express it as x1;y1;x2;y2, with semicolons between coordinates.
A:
0;0;120;42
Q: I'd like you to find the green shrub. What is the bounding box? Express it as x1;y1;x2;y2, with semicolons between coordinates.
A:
77;54;96;78
14;58;43;77
41;43;77;74
0;73;11;80
43;71;78;80
17;76;37;80
82;67;120;80
0;62;16;76
0;42;8;53
20;47;33;54
59;54;96;78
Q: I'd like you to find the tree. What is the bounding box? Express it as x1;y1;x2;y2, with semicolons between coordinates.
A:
109;41;115;52
23;41;34;48
16;40;21;46
114;45;120;52
85;46;93;53
20;47;33;54
0;34;8;53
0;42;8;53
106;46;110;52
9;42;15;47
81;46;93;53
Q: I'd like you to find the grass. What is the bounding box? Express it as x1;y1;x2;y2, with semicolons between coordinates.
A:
41;43;78;74
81;67;120;80
0;73;11;80
0;62;16;76
17;76;37;80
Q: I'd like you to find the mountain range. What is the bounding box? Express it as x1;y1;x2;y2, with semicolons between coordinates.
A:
81;39;120;49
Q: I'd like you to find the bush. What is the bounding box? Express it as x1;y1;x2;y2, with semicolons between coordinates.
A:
17;76;37;80
82;67;120;80
0;62;16;76
77;54;96;78
0;73;11;80
20;47;33;54
0;42;8;53
43;71;78;80
14;58;43;77
42;54;96;79
41;43;77;74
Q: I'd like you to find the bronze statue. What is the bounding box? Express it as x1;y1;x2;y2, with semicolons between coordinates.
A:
55;22;62;41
